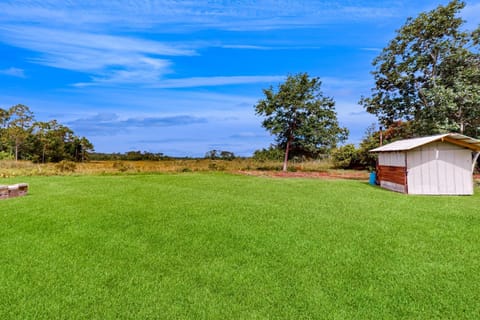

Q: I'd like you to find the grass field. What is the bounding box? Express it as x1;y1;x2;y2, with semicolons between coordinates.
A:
1;173;480;319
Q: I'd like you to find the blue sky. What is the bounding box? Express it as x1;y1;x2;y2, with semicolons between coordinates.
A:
0;1;479;157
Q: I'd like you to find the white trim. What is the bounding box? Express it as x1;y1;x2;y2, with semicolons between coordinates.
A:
473;152;480;174
370;133;480;152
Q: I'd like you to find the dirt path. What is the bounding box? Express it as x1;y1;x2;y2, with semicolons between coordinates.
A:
237;170;369;180
239;171;480;181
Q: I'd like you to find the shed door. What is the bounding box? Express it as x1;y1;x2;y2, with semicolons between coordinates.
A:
407;142;473;195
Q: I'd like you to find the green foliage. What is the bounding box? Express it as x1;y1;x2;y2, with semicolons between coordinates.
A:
255;73;348;171
90;151;167;161
0;105;94;162
331;144;358;169
332;125;381;171
355;125;380;171
1;174;480;318
204;150;236;160
1;104;34;161
0;151;13;160
361;0;480;138
252;145;284;161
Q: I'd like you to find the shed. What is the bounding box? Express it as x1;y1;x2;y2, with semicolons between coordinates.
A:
370;133;480;195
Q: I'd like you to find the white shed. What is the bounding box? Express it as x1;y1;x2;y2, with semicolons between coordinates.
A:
370;133;480;195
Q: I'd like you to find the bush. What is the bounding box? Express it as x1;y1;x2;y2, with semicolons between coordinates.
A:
252;146;284;161
0;151;13;160
331;144;358;169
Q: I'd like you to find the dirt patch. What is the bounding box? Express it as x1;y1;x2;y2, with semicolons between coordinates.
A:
238;172;480;182
237;170;369;180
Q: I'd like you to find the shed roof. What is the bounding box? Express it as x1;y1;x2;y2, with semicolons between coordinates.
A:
370;133;480;152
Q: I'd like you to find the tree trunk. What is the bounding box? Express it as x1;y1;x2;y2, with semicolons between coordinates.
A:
15;139;18;162
282;137;291;172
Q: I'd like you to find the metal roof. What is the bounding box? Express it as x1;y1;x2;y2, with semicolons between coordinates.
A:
370;133;480;152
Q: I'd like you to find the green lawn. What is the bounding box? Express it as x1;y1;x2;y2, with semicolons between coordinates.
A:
1;173;479;319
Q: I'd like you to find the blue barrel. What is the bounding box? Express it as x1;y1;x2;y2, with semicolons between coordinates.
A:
369;172;376;185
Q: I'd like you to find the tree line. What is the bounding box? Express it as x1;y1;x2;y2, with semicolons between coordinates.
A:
0;104;93;162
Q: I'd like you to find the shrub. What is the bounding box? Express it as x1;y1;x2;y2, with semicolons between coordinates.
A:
252;146;284;161
331;144;358;169
0;151;13;160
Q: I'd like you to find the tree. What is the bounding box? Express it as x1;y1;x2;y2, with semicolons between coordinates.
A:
255;73;348;171
32;120;55;163
78;137;94;162
204;149;236;160
5;104;34;161
0;108;10;154
0;104;94;162
360;0;480;138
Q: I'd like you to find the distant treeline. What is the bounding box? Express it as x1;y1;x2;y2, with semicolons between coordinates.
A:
90;150;238;161
0;104;93;163
90;151;169;161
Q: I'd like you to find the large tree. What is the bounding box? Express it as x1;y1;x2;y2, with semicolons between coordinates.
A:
255;73;348;171
5;104;34;161
360;0;480;137
0;104;95;162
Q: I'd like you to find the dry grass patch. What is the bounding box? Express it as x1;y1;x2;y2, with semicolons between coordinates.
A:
0;158;336;176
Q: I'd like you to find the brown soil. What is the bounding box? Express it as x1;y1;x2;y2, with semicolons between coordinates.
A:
239;171;480;181
237;170;369;180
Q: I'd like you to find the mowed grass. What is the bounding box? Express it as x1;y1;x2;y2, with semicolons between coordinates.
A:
1;173;479;319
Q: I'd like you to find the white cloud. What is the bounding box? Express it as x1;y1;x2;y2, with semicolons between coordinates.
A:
0;25;195;60
148;75;285;89
0;1;402;32
0;25;197;85
0;67;26;78
360;47;382;52
220;44;272;50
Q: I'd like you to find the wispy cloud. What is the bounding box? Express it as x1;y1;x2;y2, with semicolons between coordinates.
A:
0;1;405;87
66;113;207;136
220;44;272;50
0;67;26;78
148;75;285;89
0;1;401;32
0;25;195;85
360;47;382;52
229;132;266;140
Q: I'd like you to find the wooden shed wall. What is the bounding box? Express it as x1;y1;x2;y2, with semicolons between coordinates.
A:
377;152;407;193
377;165;407;193
406;142;473;195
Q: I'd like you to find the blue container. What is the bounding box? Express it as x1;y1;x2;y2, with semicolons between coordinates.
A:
369;172;376;185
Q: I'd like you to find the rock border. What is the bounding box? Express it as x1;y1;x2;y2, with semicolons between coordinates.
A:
0;183;28;200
